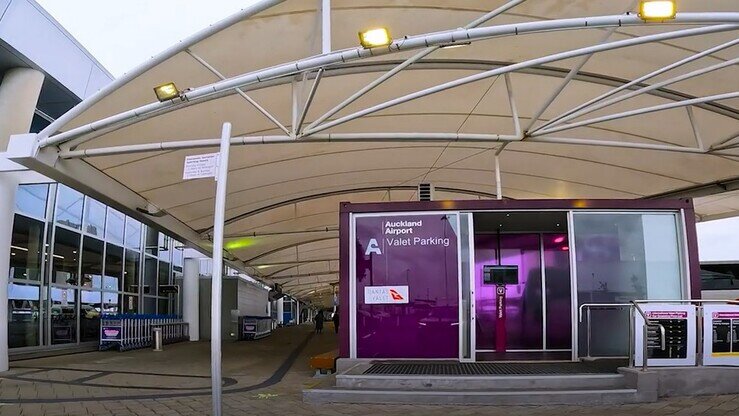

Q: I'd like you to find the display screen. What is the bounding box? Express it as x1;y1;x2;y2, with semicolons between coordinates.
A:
483;265;519;285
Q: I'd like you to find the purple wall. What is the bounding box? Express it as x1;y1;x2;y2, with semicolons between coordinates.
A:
354;214;459;358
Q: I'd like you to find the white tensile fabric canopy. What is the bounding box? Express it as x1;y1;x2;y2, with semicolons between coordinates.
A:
12;0;739;304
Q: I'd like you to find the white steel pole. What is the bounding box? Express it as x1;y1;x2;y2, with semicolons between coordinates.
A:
321;0;331;54
210;122;231;416
494;155;502;200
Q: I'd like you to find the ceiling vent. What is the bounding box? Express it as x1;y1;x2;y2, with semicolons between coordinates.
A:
418;183;434;202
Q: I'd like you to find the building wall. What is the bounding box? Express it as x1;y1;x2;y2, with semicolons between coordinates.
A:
198;277;269;341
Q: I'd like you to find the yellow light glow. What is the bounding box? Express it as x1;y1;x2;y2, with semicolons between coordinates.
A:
639;0;676;20
153;82;180;102
358;28;392;48
224;238;254;250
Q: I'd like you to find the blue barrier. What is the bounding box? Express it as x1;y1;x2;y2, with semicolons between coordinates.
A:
100;314;189;351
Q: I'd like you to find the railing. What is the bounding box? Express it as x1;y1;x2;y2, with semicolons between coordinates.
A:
580;299;739;372
99;314;189;351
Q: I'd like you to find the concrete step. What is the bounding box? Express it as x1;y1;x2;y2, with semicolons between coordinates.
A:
336;373;627;390
304;386;648;406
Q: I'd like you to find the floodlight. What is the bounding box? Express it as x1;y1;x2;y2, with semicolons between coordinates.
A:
359;28;392;48
153;82;181;102
639;0;676;21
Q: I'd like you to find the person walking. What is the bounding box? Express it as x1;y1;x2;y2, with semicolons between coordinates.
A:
314;310;324;334
332;311;339;334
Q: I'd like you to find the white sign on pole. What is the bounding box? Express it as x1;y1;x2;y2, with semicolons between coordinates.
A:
364;286;409;304
183;153;219;180
634;304;696;367
702;305;739;366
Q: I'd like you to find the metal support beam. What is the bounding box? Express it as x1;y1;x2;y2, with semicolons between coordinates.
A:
710;130;739;151
533;91;739;136
300;25;739;137
252;258;338;267
504;74;521;138
296;69;324;135
224;227;338;238
272;271;339;282
533;37;739;133
210;122;231;416
186;49;290;135
686;106;705;151
524;25;619;134
303;0;527;134
537;56;739;132
38;16;739;148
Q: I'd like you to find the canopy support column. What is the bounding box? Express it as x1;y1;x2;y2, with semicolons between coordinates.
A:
210;122;231;416
321;0;331;54
495;155;502;200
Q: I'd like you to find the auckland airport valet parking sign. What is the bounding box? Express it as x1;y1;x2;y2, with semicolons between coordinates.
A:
354;212;459;358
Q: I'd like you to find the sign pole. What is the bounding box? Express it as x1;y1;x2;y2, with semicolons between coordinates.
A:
210;122;231;416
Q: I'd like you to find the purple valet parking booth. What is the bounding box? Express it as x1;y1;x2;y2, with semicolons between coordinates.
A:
338;199;701;364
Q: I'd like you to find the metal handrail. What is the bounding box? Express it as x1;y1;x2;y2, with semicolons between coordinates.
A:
580;299;739;372
578;303;633;361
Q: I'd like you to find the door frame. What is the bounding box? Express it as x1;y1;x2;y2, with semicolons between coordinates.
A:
465;210;576;362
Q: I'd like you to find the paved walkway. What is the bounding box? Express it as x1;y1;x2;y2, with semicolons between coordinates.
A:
0;325;737;415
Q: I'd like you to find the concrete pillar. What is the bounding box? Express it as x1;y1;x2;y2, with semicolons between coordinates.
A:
277;297;284;325
183;258;200;341
0;173;19;372
0;68;44;372
0;68;45;151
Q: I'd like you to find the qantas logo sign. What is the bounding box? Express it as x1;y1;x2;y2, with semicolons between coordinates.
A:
364;286;409;304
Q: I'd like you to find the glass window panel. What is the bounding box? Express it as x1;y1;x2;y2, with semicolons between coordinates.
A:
7;283;41;348
55;185;83;230
172;241;184;269
81;237;104;289
158;261;170;295
143;296;157;314
145;226;158;256
105;208;125;245
543;233;572;350
15;184;49;219
700;264;739;290
80;290;101;342
123;295;138;313
102;292;119;314
83;198;106;237
125;217;141;250
50;287;77;344
573;213;684;357
9;215;44;281
51;227;80;285
124;250;140;294
104;244;123;292
144;257;157;295
157;298;170;315
158;234;171;262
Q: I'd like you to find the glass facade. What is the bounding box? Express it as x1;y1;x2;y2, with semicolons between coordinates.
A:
7;183;185;350
573;212;685;356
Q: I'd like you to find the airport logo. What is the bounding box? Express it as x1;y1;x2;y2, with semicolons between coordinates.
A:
365;238;382;256
364;286;409;304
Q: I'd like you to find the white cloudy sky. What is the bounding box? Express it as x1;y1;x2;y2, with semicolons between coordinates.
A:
35;0;739;262
37;0;259;76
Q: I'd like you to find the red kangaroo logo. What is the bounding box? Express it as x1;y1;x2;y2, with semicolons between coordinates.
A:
389;289;404;301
